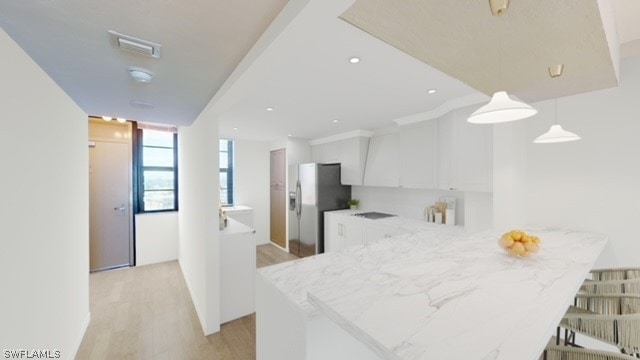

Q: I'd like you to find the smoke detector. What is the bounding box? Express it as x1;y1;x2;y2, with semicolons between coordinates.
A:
128;67;154;83
108;30;162;59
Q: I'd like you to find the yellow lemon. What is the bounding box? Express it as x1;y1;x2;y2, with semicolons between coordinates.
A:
509;241;526;256
524;242;539;253
499;235;515;249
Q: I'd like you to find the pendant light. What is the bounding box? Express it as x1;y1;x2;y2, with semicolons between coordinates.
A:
468;0;538;124
533;64;581;144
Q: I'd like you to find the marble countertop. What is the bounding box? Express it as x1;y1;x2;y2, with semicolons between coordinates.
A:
221;205;253;212
258;227;607;360
220;217;254;236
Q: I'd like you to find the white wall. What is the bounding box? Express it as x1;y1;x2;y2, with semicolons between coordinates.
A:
352;186;466;225
0;29;89;358
286;138;312;166
494;56;640;268
178;114;220;335
492;121;529;232
135;212;178;266
234;140;270;245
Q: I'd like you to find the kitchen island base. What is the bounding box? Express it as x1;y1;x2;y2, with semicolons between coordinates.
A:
256;273;381;360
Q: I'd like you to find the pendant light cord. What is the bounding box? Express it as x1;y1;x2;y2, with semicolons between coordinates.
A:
498;17;503;91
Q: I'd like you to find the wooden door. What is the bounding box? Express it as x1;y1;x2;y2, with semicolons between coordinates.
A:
89;141;131;271
270;149;286;247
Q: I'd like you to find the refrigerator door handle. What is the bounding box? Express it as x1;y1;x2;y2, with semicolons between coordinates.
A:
296;180;302;218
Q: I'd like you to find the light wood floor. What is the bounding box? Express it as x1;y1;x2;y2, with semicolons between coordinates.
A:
76;243;297;360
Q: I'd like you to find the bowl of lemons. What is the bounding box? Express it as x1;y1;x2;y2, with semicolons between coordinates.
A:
498;230;541;257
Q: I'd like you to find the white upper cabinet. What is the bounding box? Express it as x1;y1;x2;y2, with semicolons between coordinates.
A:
363;132;400;187
311;136;370;185
311;142;340;164
438;111;493;192
338;137;369;185
399;120;438;189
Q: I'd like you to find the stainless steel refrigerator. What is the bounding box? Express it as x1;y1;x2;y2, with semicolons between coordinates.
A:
288;163;351;258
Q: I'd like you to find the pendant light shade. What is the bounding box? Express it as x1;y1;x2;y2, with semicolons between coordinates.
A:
467;91;538;124
533;124;581;144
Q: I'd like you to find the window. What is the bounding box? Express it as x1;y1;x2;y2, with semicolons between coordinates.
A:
137;128;178;212
219;139;234;205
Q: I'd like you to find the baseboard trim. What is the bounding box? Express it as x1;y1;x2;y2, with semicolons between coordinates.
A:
178;260;210;336
70;312;90;359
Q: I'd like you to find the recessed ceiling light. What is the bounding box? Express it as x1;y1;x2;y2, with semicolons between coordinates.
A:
332;119;339;123
116;118;126;123
288;134;292;137
102;116;112;122
427;89;437;94
349;57;360;64
266;107;274;112
128;67;153;83
233;127;238;131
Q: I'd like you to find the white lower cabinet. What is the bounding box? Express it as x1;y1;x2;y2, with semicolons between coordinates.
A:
325;212;342;252
220;219;256;324
325;212;408;252
325;213;363;252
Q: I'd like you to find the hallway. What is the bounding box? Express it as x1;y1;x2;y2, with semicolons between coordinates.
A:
76;244;297;359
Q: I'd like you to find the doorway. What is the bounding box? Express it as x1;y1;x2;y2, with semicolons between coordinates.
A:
270;148;286;248
89;119;133;271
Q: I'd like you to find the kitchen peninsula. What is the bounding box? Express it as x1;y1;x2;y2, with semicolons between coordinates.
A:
256;225;607;360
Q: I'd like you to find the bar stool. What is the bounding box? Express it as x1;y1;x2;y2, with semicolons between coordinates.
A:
560;294;640;357
543;344;637;360
581;279;640;295
590;268;640;281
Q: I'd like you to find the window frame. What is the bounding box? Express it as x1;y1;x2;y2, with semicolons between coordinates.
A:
219;139;234;206
135;128;179;213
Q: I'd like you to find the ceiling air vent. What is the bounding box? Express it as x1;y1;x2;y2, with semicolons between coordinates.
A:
107;30;162;59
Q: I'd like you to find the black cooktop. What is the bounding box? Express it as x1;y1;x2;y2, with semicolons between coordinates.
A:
351;212;396;220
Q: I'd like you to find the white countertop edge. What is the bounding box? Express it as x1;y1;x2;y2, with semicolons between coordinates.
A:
308;292;401;360
222;205;253;212
258;271;319;320
522;232;609;360
220;217;255;236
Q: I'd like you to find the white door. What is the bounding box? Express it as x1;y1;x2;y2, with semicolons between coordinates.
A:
89;141;131;271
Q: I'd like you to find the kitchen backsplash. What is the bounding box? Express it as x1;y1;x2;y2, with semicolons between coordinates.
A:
351;186;466;225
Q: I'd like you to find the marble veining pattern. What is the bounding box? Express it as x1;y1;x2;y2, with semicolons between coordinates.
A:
258;225;607;360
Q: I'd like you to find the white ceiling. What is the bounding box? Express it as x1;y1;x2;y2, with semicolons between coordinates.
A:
215;0;478;141
2;0;640;140
341;0;619;102
213;0;640;142
0;0;287;126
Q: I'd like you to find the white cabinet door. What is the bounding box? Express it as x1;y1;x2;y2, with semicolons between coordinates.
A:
339;137;370;186
400;120;438;189
438;113;492;192
311;142;340;164
342;216;363;248
325;213;364;251
324;212;343;252
453;117;493;192
220;229;256;323
363;133;400;187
